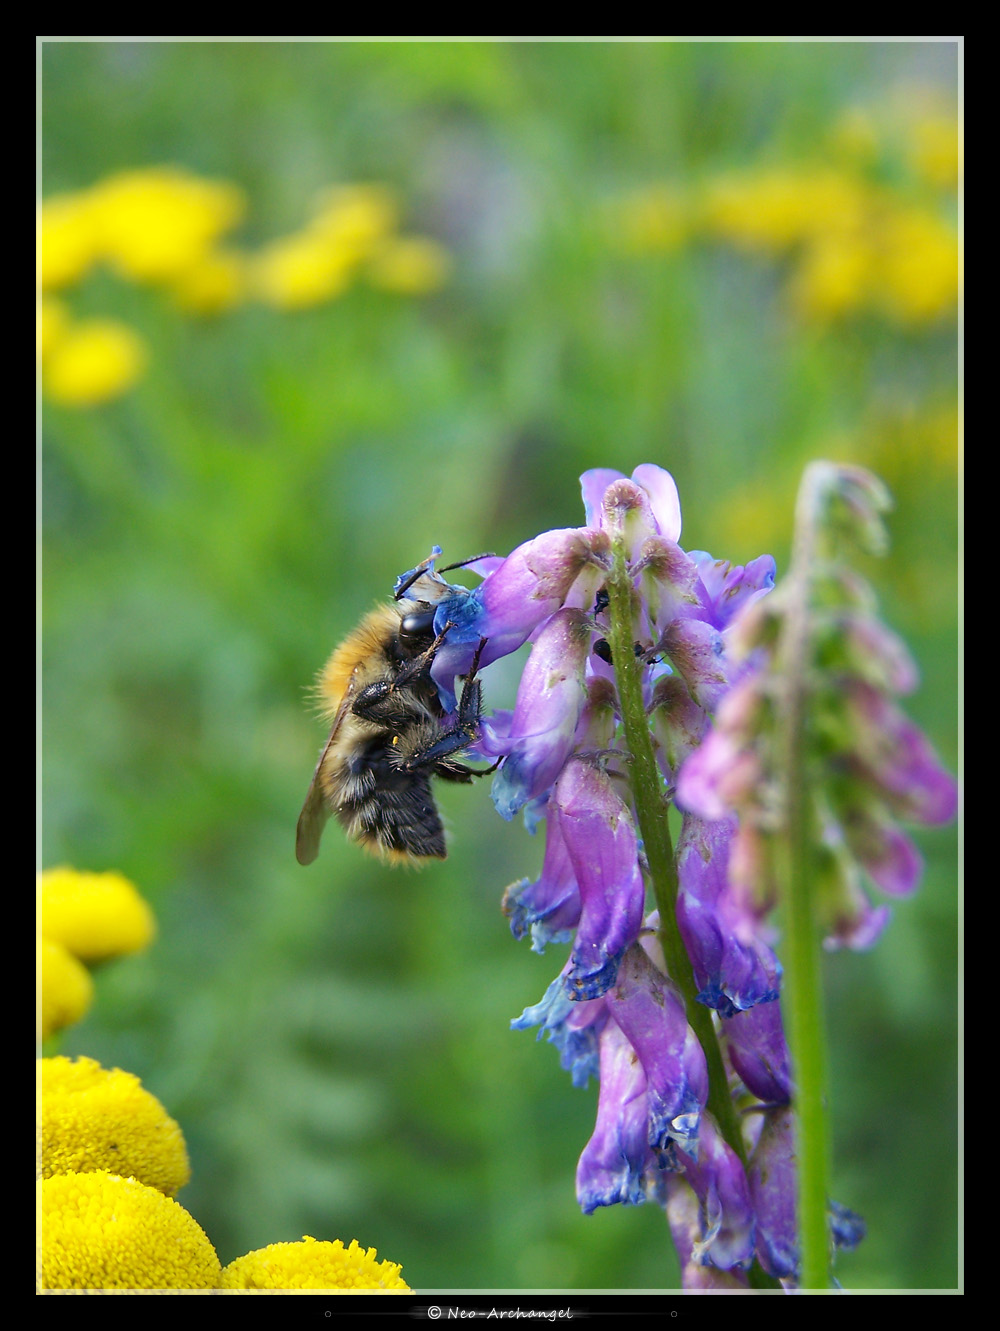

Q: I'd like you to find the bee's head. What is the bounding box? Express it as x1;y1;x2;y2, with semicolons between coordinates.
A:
398;602;436;652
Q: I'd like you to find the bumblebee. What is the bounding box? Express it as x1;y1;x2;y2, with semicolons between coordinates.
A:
295;555;491;866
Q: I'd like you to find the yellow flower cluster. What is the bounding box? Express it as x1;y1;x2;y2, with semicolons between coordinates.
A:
40;1056;190;1196
37;867;155;1041
613;102;960;328
40;1172;222;1291
38;1050;410;1290
38;166;451;406
220;1236;410;1291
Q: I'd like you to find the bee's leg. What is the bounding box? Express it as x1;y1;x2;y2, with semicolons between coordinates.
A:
402;639;490;775
391;620;456;692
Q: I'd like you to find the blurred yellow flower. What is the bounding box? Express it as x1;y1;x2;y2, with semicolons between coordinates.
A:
368;236;452;295
38;938;93;1042
90;166;246;284
170;248;248;316
874;206;960;323
42;319;147;407
220;1236;410;1291
39;867;155;962
37;192;103;292
791;230;874;321
251;230;360;310
698;167;868;253
37;298;70;363
40;1172;221;1290
909;113;962;192
40;1056;190;1198
308;183;400;257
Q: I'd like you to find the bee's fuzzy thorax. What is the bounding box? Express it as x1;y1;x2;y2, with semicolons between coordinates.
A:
314;603;401;722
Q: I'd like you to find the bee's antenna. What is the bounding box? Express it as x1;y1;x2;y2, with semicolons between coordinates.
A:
437;552;495;575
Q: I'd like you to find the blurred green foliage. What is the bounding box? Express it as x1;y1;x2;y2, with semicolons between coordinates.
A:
41;40;959;1291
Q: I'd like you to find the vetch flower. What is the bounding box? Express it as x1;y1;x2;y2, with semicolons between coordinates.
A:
220;1236;410;1291
40;1171;221;1290
40;1056;190;1198
465;459;945;1289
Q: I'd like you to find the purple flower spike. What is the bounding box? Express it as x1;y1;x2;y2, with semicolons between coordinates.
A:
490;608;593;821
607;945;708;1158
676;814;780;1016
747;1106;798;1279
576;1017;658;1213
556;758;646;1001
674;1113;756;1271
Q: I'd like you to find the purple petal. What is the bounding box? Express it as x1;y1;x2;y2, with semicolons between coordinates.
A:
556;758;646;1000
606;946;708;1157
580;469;626;527
576;1018;657;1213
631;464;683;542
676;814;781;1016
490;608;592;820
501;801;581;949
666;1177;751;1289
845;682;958;826
747;1106;798;1279
723;999;792;1105
511;969;607;1089
673;1113;756;1271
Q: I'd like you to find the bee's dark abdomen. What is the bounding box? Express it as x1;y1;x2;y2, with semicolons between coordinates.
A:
341;770;447;859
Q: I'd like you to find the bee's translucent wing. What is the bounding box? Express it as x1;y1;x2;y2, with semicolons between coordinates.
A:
295;761;333;865
295;692;352;866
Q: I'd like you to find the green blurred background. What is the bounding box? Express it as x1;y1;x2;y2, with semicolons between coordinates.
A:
40;40;960;1290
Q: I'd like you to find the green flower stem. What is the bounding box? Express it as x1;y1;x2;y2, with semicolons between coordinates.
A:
604;541;779;1292
775;469;835;1291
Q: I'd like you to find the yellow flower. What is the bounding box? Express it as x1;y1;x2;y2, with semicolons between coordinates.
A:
220;1236;410;1291
39;867;155;962
40;1056;190;1197
40;1172;221;1290
367;236;452;295
873;206;960;324
698;167;868;253
307;184;399;257
38;938;93;1041
37;192;103;291
909;112;962;191
170;248;248;316
791;230;874;321
42;320;147;407
251;231;358;310
89;166;246;284
37;298;70;363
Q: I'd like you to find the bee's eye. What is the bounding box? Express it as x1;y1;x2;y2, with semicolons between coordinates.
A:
400;607;435;641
